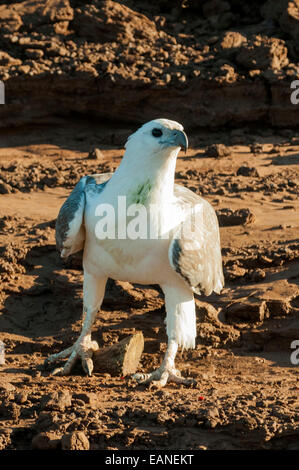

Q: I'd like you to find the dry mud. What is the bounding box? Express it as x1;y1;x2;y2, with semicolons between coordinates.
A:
1;0;299;128
0;0;299;452
0;120;298;450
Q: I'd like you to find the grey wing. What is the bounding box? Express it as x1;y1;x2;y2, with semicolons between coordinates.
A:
56;173;112;258
169;184;224;296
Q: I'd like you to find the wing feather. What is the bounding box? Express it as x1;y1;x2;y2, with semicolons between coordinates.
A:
56;173;112;258
169;184;224;295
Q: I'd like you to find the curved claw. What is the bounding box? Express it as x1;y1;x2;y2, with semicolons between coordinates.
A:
82;357;94;377
149;371;169;389
44;338;99;376
51;367;65;376
132;366;196;388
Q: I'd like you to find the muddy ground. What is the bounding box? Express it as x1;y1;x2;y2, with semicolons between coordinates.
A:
0;0;299;452
0;119;298;450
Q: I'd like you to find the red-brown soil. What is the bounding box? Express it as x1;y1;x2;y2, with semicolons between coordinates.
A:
0;119;298;450
1;0;299;129
0;0;299;451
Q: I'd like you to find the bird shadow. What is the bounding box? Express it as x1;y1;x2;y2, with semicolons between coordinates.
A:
1;237;167;360
269;152;299;166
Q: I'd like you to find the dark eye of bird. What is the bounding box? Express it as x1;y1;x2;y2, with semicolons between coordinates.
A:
152;128;163;138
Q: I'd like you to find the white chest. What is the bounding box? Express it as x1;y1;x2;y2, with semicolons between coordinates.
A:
82;192;183;284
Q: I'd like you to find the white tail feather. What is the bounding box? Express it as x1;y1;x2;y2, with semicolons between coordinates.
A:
162;285;196;349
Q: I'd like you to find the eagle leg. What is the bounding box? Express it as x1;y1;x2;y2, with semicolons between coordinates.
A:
133;339;196;387
133;285;197;387
44;273;107;376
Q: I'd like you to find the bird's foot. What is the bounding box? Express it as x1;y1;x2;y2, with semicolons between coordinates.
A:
44;336;99;376
132;365;196;388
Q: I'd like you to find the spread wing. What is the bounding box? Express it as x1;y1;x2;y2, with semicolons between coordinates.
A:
56;173;112;258
169;184;224;296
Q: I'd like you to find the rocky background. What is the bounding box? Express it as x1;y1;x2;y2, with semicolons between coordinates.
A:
0;0;298;452
0;0;299;129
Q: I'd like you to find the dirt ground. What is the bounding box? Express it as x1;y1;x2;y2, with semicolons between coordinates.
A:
0;0;299;452
0;119;298;450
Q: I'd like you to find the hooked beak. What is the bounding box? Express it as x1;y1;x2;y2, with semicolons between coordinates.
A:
169;129;188;153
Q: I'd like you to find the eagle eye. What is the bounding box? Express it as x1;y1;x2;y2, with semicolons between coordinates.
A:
152;128;163;138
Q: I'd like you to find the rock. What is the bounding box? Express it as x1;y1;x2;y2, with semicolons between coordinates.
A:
263;0;299;42
0;7;22;33
203;406;220;429
15;392;28;404
93;332;144;376
216;208;256;227
0;1;298;129
25;49;44;60
0;379;15;392
280;1;299;41
205;143;230;158
236;166;260;177
236;36;288;71
0;182;12;194
32;432;60;450
41;390;72;412
0;401;20;421
0;428;12;450
0;0;73;35
195;300;221;325
0;52;22;66
224;264;247;281
218;63;237;82
72;392;98;407
266;299;291;317
87;148;104;160
250;143;264;154
225;299;267;323
73;0;158;42
220;31;247;51
35;411;57;431
248;269;266;282
61;431;90;450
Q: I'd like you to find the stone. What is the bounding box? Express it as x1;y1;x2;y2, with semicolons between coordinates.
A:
220;31;247;50
32;432;60;450
93;332;144;376
224;264;247;280
0;379;15;392
236;166;259;177
41;390;72;412
61;431;89;450
73;0;158;42
236;36;288;71
266;299;291;317
25;49;44;60
225;300;267;323
87;148;104;160
248;269;266;282
72;392;98;407
15;392;28;404
205;143;230;158
216;208;256;227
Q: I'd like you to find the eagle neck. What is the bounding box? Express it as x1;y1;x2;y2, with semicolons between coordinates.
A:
109;149;178;205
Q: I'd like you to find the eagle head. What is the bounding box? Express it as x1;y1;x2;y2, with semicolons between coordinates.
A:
125;118;188;157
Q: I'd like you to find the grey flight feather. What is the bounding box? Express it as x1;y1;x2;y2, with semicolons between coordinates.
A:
55;173;112;258
169;184;224;296
56;173;224;296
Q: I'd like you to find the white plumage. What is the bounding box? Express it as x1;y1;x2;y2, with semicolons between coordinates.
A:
45;118;224;386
